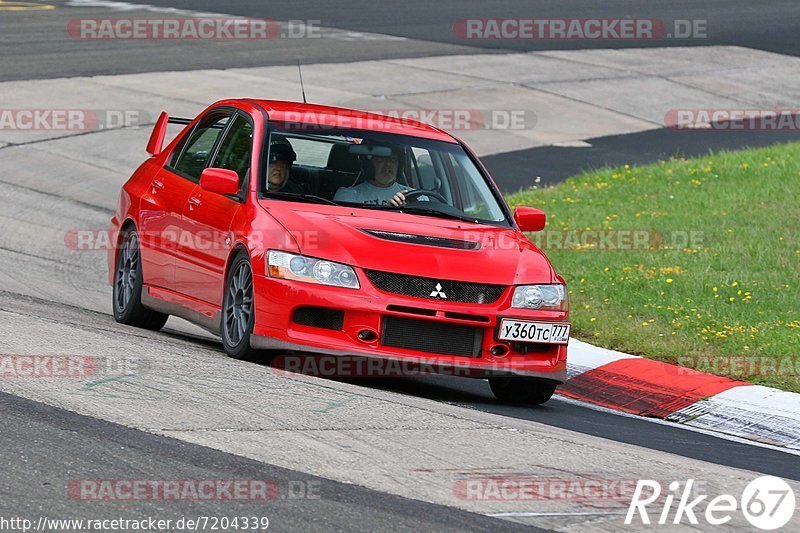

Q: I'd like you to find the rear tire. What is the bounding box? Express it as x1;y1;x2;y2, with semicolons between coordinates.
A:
221;252;258;360
489;377;558;405
112;228;169;331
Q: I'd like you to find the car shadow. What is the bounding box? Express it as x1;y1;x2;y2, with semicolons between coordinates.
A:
153;324;555;411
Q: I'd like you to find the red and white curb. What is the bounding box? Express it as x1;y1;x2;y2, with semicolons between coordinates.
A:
561;340;800;450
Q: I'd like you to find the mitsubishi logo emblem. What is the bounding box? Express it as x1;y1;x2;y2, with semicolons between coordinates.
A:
429;283;447;299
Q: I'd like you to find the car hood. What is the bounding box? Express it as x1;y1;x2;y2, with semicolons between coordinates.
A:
258;201;556;285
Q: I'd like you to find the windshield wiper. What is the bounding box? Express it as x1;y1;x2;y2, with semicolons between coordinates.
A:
264;192;340;206
393;205;483;224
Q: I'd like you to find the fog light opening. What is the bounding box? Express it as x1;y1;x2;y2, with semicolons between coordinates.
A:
357;329;378;342
490;345;509;357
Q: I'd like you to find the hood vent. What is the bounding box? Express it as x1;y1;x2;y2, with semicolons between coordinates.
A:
361;229;480;250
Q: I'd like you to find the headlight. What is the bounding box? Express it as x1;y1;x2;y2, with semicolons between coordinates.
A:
268;250;360;289
511;284;568;311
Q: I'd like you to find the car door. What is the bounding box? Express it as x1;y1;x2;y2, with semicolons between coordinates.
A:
176;112;253;307
137;132;203;290
141;111;233;291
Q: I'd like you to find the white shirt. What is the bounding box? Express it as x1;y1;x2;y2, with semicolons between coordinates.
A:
333;180;410;206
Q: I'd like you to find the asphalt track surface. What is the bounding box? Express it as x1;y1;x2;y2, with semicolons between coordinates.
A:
3;1;800;530
0;391;538;532
4;0;800;82
358;376;800;483
484;126;800;191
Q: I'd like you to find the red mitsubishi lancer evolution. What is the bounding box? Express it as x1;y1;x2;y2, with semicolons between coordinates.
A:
108;99;570;404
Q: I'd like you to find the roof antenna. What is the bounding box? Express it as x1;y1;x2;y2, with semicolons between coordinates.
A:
297;60;307;104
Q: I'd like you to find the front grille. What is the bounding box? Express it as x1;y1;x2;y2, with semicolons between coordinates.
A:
292;306;344;330
381;316;483;357
365;270;506;304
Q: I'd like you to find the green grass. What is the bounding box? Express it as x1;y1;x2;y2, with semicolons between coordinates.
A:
505;143;800;392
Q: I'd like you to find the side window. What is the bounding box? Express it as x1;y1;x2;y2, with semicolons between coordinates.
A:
210;114;253;191
169;113;230;181
287;137;331;167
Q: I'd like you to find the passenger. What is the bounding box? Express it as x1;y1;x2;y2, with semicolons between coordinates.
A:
333;147;411;207
267;135;305;194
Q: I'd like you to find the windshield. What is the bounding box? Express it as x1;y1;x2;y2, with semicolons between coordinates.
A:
261;126;508;224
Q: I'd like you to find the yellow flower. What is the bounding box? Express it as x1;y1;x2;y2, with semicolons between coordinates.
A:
641;322;649;327
666;278;673;283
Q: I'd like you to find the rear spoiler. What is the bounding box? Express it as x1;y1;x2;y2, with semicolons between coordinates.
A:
146;112;192;156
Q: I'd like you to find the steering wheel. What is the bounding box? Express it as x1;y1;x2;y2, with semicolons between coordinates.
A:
404;189;447;204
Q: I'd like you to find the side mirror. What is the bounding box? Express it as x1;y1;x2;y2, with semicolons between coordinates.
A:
200;168;240;196
514;206;546;232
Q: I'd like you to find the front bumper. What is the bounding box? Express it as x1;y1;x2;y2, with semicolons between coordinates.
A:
252;273;569;382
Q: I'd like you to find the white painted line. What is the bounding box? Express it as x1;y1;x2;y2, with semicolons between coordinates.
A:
66;0;228;17
487;511;627;517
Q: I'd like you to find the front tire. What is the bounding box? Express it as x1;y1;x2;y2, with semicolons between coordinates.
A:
112;228;169;331
489;377;558;405
222;252;258;360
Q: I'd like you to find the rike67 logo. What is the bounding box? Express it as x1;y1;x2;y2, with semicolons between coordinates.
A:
626;476;796;530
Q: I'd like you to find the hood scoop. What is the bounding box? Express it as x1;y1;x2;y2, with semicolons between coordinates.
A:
360;229;481;250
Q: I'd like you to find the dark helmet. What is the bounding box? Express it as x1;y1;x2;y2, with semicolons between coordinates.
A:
269;135;296;164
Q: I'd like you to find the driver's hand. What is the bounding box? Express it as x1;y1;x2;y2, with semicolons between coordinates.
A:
388;190;408;207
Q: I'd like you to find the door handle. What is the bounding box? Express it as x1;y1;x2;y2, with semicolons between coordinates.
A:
151;179;164;193
188;196;202;209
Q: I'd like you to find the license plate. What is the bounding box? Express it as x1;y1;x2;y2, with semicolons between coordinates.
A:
498;319;570;344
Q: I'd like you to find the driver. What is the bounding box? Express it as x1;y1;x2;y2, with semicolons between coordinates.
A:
333;146;411;207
